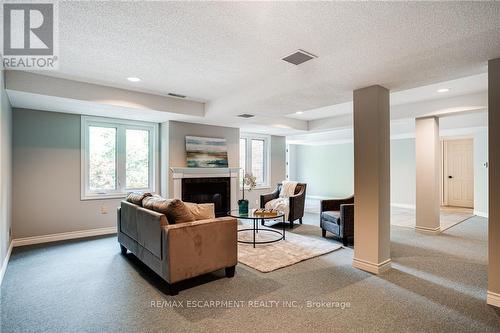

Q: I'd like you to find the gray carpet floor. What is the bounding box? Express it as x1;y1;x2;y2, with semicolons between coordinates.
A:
1;213;499;332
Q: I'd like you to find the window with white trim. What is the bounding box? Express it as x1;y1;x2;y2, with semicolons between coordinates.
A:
81;116;157;200
240;134;270;188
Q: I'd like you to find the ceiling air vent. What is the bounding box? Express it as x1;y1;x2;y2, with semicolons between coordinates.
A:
282;49;318;65
168;93;186;98
237;114;255;118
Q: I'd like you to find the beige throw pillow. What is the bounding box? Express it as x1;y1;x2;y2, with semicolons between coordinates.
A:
142;196;172;213
184;202;216;220
126;192;152;206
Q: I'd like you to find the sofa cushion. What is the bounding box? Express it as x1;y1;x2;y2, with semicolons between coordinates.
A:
321;211;341;224
126;192;152;206
184;202;215;220
321;220;340;235
142;196;195;224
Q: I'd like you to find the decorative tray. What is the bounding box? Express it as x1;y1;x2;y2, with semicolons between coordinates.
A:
254;209;280;217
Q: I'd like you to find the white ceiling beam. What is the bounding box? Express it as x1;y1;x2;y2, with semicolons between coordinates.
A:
5;71;205;118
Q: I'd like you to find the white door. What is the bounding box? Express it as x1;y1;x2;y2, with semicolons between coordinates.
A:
445;139;474;208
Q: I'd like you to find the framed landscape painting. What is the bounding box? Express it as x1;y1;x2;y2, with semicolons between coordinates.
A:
185;136;229;168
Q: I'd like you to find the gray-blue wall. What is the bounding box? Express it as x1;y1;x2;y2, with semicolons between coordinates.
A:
290;140;416;205
290;135;487;212
12;109;125;238
0;71;13;276
292;143;354;199
390;138;416;207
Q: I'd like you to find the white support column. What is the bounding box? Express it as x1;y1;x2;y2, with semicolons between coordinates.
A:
487;58;500;308
160;121;169;198
415;116;441;234
352;85;391;274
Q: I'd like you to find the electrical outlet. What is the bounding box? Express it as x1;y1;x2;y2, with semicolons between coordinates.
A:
100;205;108;214
255;199;259;205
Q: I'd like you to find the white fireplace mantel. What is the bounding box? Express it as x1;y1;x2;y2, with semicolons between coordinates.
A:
170;167;240;210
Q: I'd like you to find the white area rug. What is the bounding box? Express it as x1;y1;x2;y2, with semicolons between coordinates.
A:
237;225;342;273
391;206;474;230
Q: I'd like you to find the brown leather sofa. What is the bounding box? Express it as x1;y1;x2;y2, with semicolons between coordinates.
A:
260;183;307;228
117;200;237;295
320;196;354;246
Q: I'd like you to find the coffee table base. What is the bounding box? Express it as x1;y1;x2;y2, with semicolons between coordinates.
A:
237;216;286;248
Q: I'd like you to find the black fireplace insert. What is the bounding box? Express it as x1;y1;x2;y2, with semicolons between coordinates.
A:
181;177;230;217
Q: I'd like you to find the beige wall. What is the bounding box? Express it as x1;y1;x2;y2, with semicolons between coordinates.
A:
11;109;160;239
488;58;500;300
1;70;13;270
243;136;286;209
474;129;488;216
167;121;240;198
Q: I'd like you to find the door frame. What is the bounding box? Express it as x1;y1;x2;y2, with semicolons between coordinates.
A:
441;136;474;207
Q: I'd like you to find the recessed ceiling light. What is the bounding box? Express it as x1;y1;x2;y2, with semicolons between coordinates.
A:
127;77;141;82
437;88;450;93
296;111;304;115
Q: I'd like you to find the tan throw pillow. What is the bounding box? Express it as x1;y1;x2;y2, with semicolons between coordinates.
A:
165;199;196;224
184;202;216;220
142;197;195;224
126;192;152;206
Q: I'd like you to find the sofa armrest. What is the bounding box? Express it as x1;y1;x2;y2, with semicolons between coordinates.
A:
116;207;121;232
339;204;354;237
289;186;306;221
162;217;237;283
260;188;280;208
320;199;342;212
320;196;354;213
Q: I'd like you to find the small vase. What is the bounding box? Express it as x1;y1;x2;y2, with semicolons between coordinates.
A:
238;199;249;215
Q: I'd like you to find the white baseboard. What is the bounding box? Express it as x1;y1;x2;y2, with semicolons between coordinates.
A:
415;225;441;234
352;257;392;274
474;210;488;218
391;203;416;210
487;290;500;308
0;241;13;286
12;226;117;247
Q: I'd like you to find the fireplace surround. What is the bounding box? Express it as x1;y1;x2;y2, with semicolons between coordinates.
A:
170;167;240;215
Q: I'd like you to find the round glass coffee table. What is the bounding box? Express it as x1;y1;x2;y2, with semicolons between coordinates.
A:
228;209;286;248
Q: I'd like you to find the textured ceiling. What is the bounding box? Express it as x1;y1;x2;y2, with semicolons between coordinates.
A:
290;73;488;120
37;2;500;121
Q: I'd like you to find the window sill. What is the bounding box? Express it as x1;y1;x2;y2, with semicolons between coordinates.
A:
81;194;127;201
